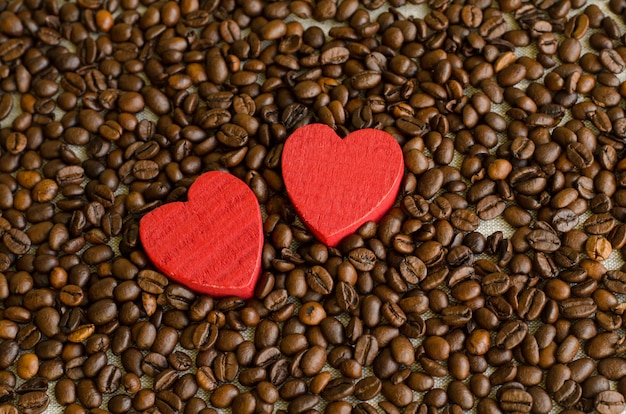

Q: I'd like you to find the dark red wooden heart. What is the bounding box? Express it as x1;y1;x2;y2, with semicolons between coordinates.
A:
282;124;404;247
139;171;263;299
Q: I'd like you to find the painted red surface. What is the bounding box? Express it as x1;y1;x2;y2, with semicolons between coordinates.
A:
140;171;263;298
282;124;404;247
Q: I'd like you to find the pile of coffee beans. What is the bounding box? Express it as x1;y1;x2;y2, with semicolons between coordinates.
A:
2;0;626;412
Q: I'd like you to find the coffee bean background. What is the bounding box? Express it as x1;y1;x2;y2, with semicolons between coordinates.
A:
2;0;626;413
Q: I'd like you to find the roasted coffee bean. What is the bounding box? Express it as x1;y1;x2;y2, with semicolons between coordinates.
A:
527;229;561;252
2;1;626;412
587;333;623;359
17;391;49;414
604;270;626;294
554;379;582;408
552;209;579;233
586;235;612;261
441;306;472;327
354;335;379;367
305;266;333;295
595;390;625;414
495;320;528;350
137;270;168;294
476;195;506;220
498;387;533;412
321;377;355;401
348;248;376;271
298;302;326;326
354;376;381;401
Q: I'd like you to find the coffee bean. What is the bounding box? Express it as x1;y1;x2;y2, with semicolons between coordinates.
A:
498;388;532;412
318;377;353;402
441;305;472;327
305;266;333;295
3;229;31;254
603;270;626;294
561;297;598;319
595;390;625;414
336;281;358;311
2;1;626;412
353;376;381;401
298;302;326;326
476;195;506;220
142;86;171;115
495;320;528;350
586;235;612;261
17;391;49;414
137;270;168;294
450;209;479;232
527;229;561;252
600;49;625;73
348;247;376;271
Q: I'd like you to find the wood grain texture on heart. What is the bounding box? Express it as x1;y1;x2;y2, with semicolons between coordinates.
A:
139;171;263;299
282;124;404;247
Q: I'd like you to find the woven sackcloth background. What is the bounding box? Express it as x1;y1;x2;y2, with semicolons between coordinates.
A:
1;0;625;413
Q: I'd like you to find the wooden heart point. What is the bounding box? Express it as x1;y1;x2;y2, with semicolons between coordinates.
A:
282;124;404;247
139;171;263;299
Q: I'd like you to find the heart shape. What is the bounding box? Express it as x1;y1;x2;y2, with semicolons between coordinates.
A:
139;171;263;299
282;124;404;247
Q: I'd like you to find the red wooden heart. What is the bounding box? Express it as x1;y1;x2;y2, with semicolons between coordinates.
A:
139;171;263;299
282;124;404;247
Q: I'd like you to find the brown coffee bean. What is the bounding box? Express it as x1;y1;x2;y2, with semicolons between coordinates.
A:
498;388;532;412
305;266;333;295
527;229;561;252
298;302;326;326
595;390;625;414
1;1;626;412
586;236;612;261
348;248;376;271
17;391;49;414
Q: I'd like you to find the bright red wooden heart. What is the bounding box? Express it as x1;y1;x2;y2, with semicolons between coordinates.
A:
139;171;263;299
282;124;404;247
